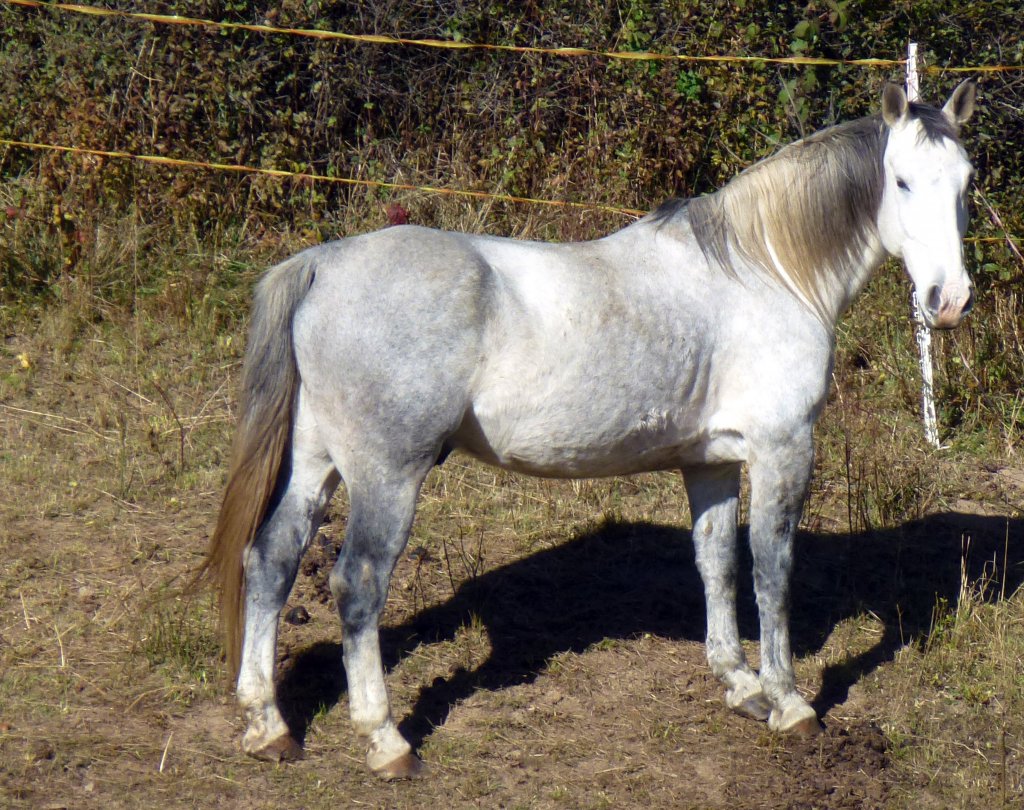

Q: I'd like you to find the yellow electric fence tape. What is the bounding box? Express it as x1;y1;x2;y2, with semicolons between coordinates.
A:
2;137;1016;244
2;0;901;68
0;137;648;218
6;0;1023;71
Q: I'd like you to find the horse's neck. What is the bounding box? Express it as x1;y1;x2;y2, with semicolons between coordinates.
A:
634;206;887;328
806;231;889;326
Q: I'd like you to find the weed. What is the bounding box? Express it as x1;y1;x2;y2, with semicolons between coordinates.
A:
136;596;220;692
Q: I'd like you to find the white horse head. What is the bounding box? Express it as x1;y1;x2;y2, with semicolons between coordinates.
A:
878;80;977;329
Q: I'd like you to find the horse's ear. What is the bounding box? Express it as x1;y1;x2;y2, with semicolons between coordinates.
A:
943;79;977;128
881;83;909;128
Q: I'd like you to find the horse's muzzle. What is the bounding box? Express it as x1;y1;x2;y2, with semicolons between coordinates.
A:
922;283;974;329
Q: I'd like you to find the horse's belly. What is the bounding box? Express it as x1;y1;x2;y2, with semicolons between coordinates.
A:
452;402;745;478
457;315;743;476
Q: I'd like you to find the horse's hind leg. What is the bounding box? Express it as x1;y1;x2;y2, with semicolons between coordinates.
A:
328;465;430;780
684;464;771;721
237;406;339;761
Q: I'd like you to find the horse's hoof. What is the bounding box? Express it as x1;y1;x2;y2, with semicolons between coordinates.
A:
726;680;771;722
732;695;772;722
768;702;821;736
371;751;427;781
788;715;824;737
247;733;304;762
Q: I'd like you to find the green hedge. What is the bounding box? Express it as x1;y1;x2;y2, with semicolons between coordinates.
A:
2;2;1019;228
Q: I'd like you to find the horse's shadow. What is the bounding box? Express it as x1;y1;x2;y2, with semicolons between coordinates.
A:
278;511;1023;748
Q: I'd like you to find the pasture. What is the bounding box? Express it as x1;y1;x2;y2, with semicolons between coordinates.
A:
2;2;1024;807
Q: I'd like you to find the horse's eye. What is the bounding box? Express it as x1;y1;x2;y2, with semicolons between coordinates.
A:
896;178;910;191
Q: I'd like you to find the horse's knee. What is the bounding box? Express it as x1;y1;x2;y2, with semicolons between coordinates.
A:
243;544;293;604
244;497;319;593
329;556;385;627
327;561;349;606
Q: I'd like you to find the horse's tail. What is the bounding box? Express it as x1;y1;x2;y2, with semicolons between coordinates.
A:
195;251;318;681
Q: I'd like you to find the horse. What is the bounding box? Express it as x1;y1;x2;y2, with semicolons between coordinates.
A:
199;81;977;779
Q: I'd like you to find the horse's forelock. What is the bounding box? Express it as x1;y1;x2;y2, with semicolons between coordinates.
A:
909;102;962;144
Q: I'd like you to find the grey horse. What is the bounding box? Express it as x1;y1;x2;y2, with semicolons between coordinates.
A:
199;81;976;778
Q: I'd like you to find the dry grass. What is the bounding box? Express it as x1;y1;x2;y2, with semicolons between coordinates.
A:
879;559;1024;808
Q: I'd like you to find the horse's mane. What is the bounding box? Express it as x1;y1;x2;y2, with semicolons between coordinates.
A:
651;105;961;320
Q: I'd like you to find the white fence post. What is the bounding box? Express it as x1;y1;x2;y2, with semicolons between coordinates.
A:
906;42;942;448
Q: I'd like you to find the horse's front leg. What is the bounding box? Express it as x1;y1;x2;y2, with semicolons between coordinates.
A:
329;472;427;780
747;434;821;735
684;463;771;721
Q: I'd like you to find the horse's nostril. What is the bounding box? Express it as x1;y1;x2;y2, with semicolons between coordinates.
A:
963;287;975;315
926;284;943;314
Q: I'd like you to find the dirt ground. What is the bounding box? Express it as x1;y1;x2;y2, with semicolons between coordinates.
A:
0;509;892;810
1;322;1022;809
